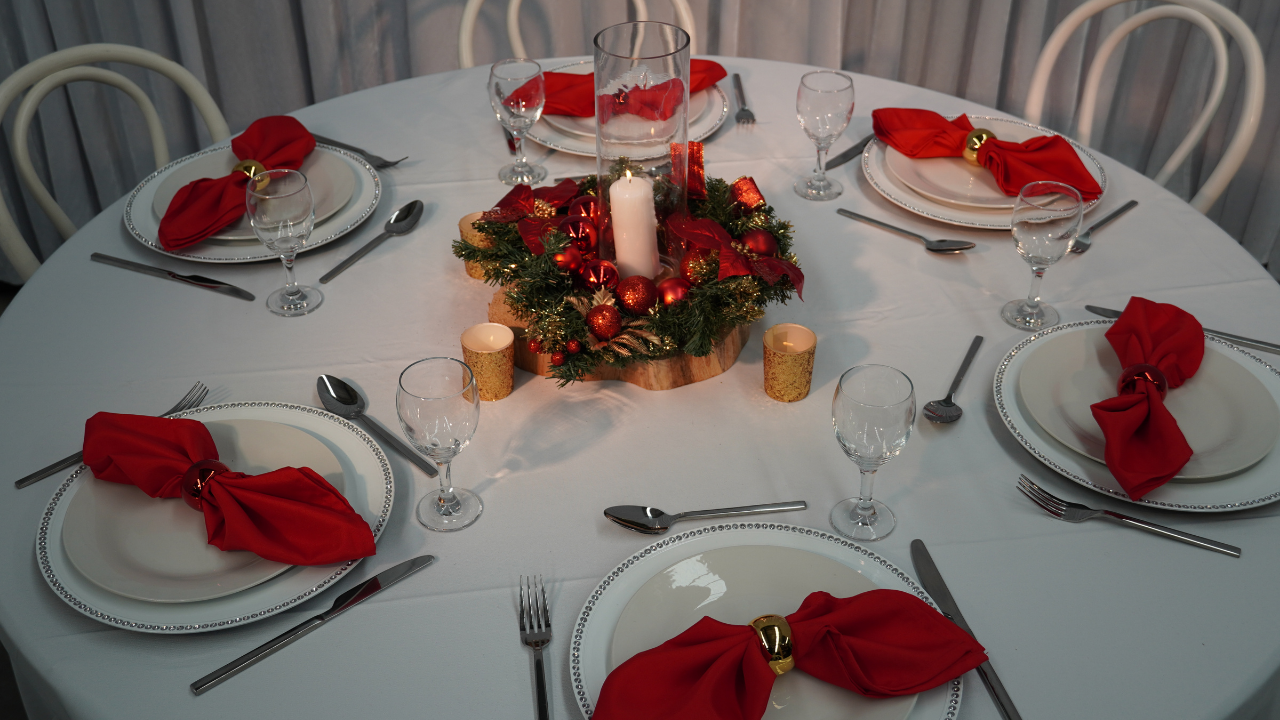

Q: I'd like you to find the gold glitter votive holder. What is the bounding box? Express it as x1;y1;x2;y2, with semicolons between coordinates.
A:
459;212;493;280
763;323;816;402
461;323;515;401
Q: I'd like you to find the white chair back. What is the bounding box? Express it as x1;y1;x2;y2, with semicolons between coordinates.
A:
0;43;229;282
1024;0;1265;214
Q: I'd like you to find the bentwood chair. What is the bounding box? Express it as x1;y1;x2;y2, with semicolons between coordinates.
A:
1024;0;1265;214
458;0;697;69
0;43;229;282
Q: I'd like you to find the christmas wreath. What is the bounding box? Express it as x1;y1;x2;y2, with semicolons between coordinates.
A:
453;142;804;385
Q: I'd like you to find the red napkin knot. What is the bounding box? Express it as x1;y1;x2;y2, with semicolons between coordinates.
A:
504;60;727;119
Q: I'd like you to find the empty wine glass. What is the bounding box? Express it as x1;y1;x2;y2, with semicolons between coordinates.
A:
795;70;855;201
489;58;547;186
398;357;483;531
1001;181;1084;330
246;168;321;316
831;365;915;542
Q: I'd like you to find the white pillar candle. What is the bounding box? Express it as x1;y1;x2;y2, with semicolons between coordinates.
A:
609;171;660;278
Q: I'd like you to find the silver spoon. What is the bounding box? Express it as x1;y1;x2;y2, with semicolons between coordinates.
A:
604;501;807;535
837;209;976;253
923;335;984;423
316;375;438;477
319;200;424;283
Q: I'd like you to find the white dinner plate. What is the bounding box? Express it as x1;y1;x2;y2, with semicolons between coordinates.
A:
37;402;394;633
123;142;380;263
862;116;1107;230
611;544;916;720
150;148;356;240
62;419;345;603
525;60;729;160
995;320;1280;511
572;523;962;720
1018;325;1280;480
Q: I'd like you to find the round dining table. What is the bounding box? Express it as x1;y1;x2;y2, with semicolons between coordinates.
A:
3;56;1279;720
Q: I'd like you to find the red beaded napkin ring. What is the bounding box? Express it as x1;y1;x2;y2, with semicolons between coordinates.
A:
1117;363;1169;399
181;459;230;511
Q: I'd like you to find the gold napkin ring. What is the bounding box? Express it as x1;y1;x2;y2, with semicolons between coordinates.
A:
1118;363;1169;399
962;128;997;166
233;159;270;190
750;614;795;676
181;459;229;511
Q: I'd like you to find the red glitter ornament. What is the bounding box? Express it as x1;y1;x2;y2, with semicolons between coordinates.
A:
550;351;567;366
566;339;582;354
527;338;543;353
741;228;778;257
680;246;714;286
616;276;658;314
553;245;584;272
560;216;598;256
581;259;620;291
657;277;692;306
586;304;622;340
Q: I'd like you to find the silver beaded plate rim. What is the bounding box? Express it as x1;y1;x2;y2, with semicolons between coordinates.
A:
570;523;963;720
994;319;1280;511
35;401;395;634
860;115;1108;230
122;143;381;263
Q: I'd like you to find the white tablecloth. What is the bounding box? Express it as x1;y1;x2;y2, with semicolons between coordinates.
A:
3;56;1280;720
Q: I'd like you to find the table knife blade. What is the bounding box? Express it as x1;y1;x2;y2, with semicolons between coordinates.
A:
91;253;254;301
911;540;1023;720
825;133;876;171
190;555;436;695
1086;305;1280;355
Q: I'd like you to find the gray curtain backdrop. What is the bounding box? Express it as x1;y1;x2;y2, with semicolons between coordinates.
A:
0;0;1276;285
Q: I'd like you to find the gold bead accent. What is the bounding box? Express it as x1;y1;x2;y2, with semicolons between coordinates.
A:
233;159;269;190
962;128;997;166
750;614;795;676
532;199;557;219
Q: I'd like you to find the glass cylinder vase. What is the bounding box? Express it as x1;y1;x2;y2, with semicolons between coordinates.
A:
593;21;689;280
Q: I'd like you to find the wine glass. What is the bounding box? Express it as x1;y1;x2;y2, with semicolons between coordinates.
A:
831;364;915;542
489;58;547;186
794;70;855;201
1001;181;1084;330
246;169;322;317
397;357;483;531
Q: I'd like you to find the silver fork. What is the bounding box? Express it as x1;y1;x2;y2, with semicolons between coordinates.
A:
1016;475;1240;557
15;381;210;489
519;575;552;720
732;73;755;125
310;134;407;170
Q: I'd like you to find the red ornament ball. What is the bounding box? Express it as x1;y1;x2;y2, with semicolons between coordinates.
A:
586;304;622;340
553;245;584;272
581;259;620;291
566;339;582;354
616;276;658;315
680;247;714;286
657;277;692;306
560;216;598;256
527;338;543;354
741;228;778;257
550;351;567;366
567;195;601;222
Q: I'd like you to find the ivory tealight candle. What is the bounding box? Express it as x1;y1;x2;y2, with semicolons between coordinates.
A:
609;170;660;278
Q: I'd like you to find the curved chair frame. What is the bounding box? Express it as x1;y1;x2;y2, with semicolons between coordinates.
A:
0;43;229;282
1025;0;1265;213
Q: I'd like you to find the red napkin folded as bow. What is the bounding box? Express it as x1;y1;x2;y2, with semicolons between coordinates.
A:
158;116;316;251
505;59;727;119
592;589;987;720
82;412;375;566
871;108;1102;201
1089;297;1205;499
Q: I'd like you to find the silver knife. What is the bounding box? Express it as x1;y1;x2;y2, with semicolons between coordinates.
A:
911;540;1023;720
91;253;254;302
190;555;436;695
825;133;876;171
1085;305;1280;356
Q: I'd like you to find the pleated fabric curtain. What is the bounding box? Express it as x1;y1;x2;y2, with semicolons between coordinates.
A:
0;0;1277;286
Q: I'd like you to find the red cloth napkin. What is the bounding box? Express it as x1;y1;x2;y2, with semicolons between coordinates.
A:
592;589;987;720
158;116;316;251
82;412;375;566
1089;297;1205;499
871;108;1102;201
505;59;727;118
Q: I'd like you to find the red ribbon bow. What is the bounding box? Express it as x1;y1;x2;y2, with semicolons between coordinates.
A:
1089;297;1205;499
593;589;988;720
870;108;1102;201
505;60;728;119
158;116;316;250
666;206;804;300
82;413;376;566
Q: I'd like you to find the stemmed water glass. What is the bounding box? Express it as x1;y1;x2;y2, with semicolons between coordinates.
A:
397;357;483;531
795;70;855;201
246;169;322;316
1001;181;1084;330
489;58;547;186
831;365;915;542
